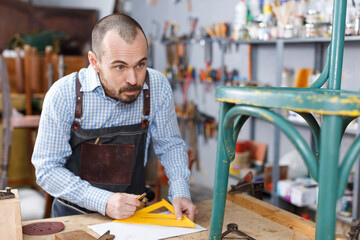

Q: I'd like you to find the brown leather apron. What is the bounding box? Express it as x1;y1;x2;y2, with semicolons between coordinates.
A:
51;71;150;217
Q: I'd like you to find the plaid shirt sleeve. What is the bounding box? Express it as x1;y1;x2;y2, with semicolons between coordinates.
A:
147;70;191;202
31;71;113;215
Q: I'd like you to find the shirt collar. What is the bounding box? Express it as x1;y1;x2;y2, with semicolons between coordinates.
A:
82;65;149;92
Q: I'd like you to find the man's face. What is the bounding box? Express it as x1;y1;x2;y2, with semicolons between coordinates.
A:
89;29;148;103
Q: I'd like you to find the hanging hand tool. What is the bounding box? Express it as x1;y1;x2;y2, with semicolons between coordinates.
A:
147;35;154;68
187;0;191;11
189;17;198;39
161;21;169;42
204;25;216;38
204;40;212;71
187;102;199;170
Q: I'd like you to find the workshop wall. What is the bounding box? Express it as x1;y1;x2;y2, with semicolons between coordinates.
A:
26;0;360;191
131;0;360;190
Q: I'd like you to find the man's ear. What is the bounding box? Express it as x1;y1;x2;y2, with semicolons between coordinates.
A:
88;51;100;72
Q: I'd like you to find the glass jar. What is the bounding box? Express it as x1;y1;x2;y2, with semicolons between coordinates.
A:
345;23;355;36
257;22;271;40
305;10;321;24
305;23;319;38
283;24;294;39
293;15;304;38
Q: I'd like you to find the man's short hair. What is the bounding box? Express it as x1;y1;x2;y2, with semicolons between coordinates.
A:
91;13;147;59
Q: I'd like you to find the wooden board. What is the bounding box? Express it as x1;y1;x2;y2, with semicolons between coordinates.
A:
227;193;347;240
227;193;316;239
22;197;317;240
169;199;312;240
23;214;109;240
0;189;23;240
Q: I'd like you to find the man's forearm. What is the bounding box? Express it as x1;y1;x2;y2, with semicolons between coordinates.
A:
33;162;112;215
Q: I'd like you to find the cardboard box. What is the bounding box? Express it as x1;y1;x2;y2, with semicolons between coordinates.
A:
277;179;297;201
290;184;318;207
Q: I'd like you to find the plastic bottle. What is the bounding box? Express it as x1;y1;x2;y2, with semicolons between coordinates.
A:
248;0;261;20
235;0;248;26
233;0;248;40
262;0;273;23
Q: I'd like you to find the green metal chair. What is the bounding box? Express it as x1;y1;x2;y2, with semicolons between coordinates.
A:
209;0;359;239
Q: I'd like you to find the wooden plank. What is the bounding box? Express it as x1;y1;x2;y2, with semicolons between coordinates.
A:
227;193;347;239
227;193;316;239
23;199;313;240
0;189;23;240
23;214;109;240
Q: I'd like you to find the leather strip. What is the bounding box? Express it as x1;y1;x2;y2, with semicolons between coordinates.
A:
143;71;150;117
142;71;150;129
73;73;83;131
73;71;150;130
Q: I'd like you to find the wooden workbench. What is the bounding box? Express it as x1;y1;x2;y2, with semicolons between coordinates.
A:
22;194;345;240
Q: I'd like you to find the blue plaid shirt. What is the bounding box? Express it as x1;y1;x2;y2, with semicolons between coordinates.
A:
32;66;190;215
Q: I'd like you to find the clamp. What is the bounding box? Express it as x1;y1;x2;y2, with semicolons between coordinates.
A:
0;187;15;200
348;219;360;240
228;171;264;200
221;223;256;240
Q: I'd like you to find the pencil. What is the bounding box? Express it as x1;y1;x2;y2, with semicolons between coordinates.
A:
137;193;147;201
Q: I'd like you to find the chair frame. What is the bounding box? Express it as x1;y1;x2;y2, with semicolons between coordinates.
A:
209;1;357;239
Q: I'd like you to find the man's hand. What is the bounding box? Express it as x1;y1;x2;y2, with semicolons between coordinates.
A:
172;197;198;222
105;193;141;219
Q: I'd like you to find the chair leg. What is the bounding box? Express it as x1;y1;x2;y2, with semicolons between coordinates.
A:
209;102;233;240
315;116;342;240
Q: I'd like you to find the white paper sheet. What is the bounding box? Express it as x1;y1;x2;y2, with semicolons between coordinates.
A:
88;222;206;240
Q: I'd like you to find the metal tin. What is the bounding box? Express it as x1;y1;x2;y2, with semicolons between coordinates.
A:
283;24;294;38
345;23;355;36
238;26;249;40
257;22;271;40
305;23;319;38
306;10;321;24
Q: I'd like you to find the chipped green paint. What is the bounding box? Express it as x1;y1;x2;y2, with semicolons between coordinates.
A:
297;109;360;117
340;96;360;105
305;94;327;103
260;113;274;122
216;97;360;116
215;97;264;107
293;95;304;104
329;95;340;102
253;89;271;95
